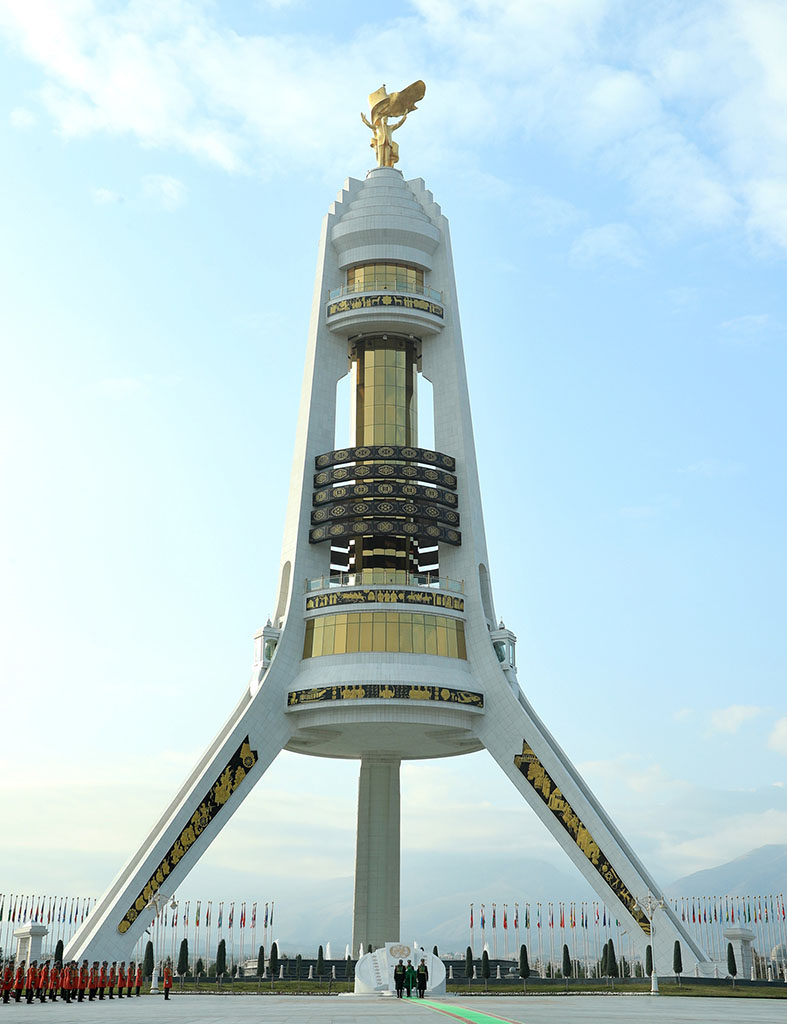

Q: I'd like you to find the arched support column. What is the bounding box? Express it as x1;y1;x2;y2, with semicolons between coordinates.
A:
352;756;401;952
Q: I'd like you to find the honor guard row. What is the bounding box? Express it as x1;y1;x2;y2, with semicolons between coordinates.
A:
1;959;155;1004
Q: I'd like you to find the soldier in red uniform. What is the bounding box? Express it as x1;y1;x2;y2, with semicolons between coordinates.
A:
49;961;60;1001
126;960;135;997
77;959;88;1002
25;960;37;1003
88;961;98;1000
134;960;142;996
13;961;25;1002
61;962;73;1003
118;960;126;998
163;964;172;1000
38;959;49;1002
108;961;116;998
98;960;108;999
2;961;13;1004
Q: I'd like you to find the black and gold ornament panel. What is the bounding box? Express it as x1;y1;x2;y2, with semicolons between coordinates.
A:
117;737;258;934
514;741;651;935
315;445;456;472
314;462;457;491
310;519;461;546
326;293;444;319
288;682;483;708
313;480;458;509
306;588;464;612
311;498;460;529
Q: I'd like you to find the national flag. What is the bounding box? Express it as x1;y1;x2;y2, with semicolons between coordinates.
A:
270;902;274;927
218;902;223;928
480;905;485;929
0;894;4;923
196;901;201;927
549;904;553;929
184;901;189;928
602;907;606;927
206;903;211;927
264;903;268;928
536;904;541;929
503;905;508;930
251;903;256;929
470;905;473;929
559;904;564;929
173;904;178;928
241;903;246;929
492;905;496;929
525;904;530;930
229;903;234;929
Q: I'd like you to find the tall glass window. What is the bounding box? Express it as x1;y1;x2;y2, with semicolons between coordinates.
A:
347;263;424;294
303;612;467;659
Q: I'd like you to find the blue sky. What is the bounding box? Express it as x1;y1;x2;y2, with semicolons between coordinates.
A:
1;0;786;949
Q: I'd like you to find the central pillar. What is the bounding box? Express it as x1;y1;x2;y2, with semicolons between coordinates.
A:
352;756;401;952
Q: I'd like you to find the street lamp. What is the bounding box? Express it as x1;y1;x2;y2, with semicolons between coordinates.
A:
145;892;174;994
633;892;665;994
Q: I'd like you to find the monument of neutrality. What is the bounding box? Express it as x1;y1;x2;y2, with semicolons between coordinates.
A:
65;83;713;983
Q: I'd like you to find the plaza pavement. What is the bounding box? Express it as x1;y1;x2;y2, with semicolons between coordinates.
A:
0;994;785;1023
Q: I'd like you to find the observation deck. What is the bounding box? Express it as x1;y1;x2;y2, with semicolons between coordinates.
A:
325;281;445;337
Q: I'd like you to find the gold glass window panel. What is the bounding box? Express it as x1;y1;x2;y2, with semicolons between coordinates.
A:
302;612;466;660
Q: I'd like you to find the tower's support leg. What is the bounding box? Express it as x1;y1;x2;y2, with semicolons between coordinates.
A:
352;757;401;953
64;672;293;964
474;681;711;974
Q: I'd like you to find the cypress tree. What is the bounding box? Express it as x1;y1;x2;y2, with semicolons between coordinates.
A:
195;958;204;976
607;939;618;979
519;944;530;993
727;943;737;988
317;945;325;982
601;941;609;977
645;943;653;978
481;950;490;991
562;943;572;988
177;938;189;977
673;940;683;985
269;942;279;986
346;954;353;984
143;941;154;981
54;939;64;965
433;945;439;956
216;939;226;977
465;946;473;984
295;954;302;980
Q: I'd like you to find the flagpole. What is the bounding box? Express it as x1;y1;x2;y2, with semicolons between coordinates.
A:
469;903;474;956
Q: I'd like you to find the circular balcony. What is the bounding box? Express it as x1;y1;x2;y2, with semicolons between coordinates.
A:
325;283;445;337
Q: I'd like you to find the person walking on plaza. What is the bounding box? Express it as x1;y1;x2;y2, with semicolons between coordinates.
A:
394;959;405;997
61;962;72;1003
25;960;37;1003
49;961;60;1001
2;961;12;1003
14;961;25;1002
404;960;416;997
163;963;172;1000
416;957;429;998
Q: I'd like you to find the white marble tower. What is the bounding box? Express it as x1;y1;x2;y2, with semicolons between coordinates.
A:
65;162;712;975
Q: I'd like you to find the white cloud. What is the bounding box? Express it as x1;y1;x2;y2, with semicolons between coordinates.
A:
92;186;122;205
680;458;744;478
9;105;36;128
142;173;187;210
570;222;644;266
721;313;770;333
768;717;787;755
709;704;763;734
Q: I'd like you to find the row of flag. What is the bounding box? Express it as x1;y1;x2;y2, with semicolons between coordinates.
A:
470;894;787;930
0;894;274;932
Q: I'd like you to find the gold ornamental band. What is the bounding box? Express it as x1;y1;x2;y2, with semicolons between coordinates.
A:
117;737;258;934
288;682;483;708
327;293;444;318
306;589;464;613
514;741;651;935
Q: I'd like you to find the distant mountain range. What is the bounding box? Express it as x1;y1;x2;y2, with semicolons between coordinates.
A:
668;844;787;897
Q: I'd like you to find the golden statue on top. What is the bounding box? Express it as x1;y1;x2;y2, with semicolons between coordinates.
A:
361;80;426;168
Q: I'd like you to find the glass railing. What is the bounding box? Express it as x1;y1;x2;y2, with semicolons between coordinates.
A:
305;572;464;594
328;281;443;302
